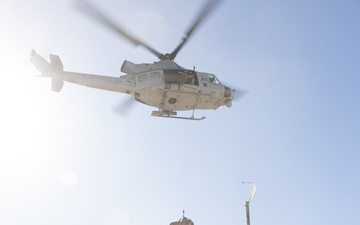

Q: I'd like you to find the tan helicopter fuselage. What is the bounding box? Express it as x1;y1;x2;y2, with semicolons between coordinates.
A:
30;52;234;112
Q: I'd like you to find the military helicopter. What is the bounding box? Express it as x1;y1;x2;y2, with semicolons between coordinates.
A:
31;0;240;120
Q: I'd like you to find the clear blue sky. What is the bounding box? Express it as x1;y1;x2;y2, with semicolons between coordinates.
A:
1;0;360;225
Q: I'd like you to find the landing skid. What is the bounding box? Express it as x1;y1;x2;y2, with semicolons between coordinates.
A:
151;110;206;121
152;114;206;121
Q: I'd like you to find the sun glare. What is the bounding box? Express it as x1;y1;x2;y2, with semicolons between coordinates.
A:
0;44;54;185
60;169;78;186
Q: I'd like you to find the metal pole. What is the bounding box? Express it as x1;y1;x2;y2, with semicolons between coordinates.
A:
242;182;256;225
245;200;250;225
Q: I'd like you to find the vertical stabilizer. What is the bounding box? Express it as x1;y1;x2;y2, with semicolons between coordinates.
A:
49;54;64;72
30;49;51;75
30;50;65;92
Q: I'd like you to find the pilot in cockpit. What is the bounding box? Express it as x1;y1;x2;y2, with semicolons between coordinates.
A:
209;74;215;83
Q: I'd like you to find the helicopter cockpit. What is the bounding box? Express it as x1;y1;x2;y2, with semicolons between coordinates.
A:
207;74;220;84
197;72;222;87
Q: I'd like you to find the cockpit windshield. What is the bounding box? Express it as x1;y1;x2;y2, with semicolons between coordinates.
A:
208;74;220;84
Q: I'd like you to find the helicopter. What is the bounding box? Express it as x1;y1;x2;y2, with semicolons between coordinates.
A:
30;0;240;120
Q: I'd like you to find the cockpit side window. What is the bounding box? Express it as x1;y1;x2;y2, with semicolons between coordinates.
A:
208;74;220;84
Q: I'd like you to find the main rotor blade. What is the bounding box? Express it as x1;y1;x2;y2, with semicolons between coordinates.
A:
169;0;224;60
73;0;164;59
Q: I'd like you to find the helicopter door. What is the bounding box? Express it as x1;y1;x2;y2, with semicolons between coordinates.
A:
207;74;223;97
198;73;223;99
163;69;199;86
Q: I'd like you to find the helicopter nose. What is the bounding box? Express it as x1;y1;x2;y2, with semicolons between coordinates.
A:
224;86;234;107
224;86;233;98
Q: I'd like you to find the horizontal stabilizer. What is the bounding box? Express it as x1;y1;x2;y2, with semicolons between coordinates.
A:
51;78;64;92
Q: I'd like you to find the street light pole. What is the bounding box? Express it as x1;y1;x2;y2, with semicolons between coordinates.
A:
242;182;256;225
244;200;250;225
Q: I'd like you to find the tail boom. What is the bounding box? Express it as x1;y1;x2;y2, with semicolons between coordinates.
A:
30;50;135;94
